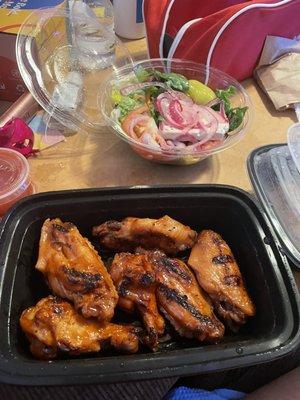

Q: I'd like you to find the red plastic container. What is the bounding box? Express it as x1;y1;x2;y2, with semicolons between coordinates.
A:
0;148;34;217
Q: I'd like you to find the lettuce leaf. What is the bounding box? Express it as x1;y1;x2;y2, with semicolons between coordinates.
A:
135;66;152;82
111;89;143;120
215;86;236;115
215;86;248;131
135;66;189;92
153;70;189;92
228;106;248;131
118;96;140;118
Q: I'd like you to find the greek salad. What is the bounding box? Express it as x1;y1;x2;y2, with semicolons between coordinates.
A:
110;67;248;153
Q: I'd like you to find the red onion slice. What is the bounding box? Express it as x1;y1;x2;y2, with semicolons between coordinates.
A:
156;93;198;128
175;133;199;143
173;91;194;104
169;99;184;125
204;105;228;124
220;101;227;120
139;132;161;149
196;107;218;134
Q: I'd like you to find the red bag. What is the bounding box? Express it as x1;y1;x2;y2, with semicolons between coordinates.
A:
143;0;300;80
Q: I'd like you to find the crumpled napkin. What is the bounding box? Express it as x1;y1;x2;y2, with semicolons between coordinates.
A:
254;35;300;116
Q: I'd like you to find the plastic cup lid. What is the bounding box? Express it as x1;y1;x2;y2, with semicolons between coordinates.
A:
0;148;30;202
16;5;133;134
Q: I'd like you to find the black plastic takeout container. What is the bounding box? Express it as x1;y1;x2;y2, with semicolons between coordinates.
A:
0;185;299;385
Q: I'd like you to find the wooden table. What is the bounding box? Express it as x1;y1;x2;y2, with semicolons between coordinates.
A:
27;38;300;286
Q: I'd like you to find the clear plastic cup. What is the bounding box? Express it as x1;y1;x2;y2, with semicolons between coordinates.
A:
71;0;115;70
0;148;34;217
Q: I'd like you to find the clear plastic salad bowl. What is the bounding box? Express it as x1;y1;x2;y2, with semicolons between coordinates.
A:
99;59;253;165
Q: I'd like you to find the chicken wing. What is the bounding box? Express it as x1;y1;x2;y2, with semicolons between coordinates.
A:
20;296;140;359
110;252;165;350
149;251;225;342
188;230;255;331
35;219;118;321
92;215;197;255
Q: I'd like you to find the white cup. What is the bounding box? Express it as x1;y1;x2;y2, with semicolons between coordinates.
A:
113;0;145;40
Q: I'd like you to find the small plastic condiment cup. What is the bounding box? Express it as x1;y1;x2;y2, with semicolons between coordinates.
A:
0;148;34;218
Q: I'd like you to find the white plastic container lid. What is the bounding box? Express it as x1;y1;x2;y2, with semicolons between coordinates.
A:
248;144;300;269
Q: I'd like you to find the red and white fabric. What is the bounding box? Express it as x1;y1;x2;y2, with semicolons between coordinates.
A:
143;0;300;80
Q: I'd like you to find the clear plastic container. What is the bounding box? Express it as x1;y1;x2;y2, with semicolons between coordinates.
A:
287;122;300;174
0;148;34;217
99;58;253;165
269;146;300;219
248;144;300;269
16;6;132;136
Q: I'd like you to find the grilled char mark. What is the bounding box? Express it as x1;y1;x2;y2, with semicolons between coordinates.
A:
51;222;74;250
118;273;156;295
52;223;74;233
105;221;122;232
140;273;155;286
210;236;243;287
62;266;102;293
219;300;243;314
50;297;65;315
212;254;234;265
217;300;246;331
93;221;122;238
93;221;135;251
158;284;212;325
212;235;223;245
210;233;237;278
223;275;241;286
212;255;241;287
210;232;248;311
152;254;192;282
52;224;68;233
118;276;132;296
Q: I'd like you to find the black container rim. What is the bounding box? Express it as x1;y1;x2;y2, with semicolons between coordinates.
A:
0;184;300;386
0;183;275;228
247;144;300;270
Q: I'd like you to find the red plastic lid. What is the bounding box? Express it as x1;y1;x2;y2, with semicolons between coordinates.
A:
0;148;31;207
